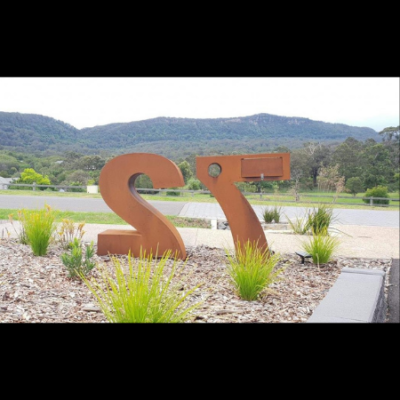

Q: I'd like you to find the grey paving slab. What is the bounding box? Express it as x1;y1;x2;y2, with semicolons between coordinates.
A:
307;269;385;323
387;259;399;323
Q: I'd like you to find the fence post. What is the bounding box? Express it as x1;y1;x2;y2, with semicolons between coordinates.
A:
370;197;373;206
33;182;36;191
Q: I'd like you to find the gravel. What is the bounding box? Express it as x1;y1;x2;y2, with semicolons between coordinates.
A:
0;238;392;323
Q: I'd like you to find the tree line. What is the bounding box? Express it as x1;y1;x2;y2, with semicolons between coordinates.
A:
0;126;398;196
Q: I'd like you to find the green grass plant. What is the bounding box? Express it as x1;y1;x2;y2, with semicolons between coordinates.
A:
224;240;284;301
8;210;29;244
82;248;202;323
272;205;282;223
306;204;334;235
302;231;340;265
261;207;275;223
20;205;57;256
286;214;311;234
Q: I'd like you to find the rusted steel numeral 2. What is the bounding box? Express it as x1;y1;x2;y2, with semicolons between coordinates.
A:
196;153;290;253
97;153;186;259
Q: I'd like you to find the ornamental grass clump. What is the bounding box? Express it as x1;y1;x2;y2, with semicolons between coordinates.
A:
262;205;283;224
306;205;334;235
225;240;284;301
20;205;57;256
8;211;29;244
262;207;275;223
286;214;311;235
302;230;340;265
272;205;282;223
61;238;96;279
82;248;202;323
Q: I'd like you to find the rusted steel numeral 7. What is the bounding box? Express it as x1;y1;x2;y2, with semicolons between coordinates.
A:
196;153;290;253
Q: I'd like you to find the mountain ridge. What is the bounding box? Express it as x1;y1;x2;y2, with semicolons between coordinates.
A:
0;111;380;158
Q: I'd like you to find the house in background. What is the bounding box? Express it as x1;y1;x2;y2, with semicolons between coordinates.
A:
0;177;15;190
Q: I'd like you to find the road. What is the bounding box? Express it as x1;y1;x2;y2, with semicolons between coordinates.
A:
0;194;398;227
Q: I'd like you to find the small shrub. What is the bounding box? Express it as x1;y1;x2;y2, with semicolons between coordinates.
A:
166;187;180;196
185;178;201;191
61;238;96;279
225;240;284;301
362;186;390;205
82;248;202;323
57;219;86;249
302;231;340;265
20;205;57;256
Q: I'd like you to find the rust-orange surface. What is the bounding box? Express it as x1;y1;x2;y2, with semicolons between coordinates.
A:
196;153;290;254
97;153;187;259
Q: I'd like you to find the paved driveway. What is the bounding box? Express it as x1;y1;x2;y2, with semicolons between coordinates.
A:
178;203;400;228
0;195;186;218
0;194;398;227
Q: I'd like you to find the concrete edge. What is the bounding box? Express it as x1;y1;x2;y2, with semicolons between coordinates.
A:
307;267;386;323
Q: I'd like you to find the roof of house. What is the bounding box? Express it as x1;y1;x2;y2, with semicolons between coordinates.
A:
0;177;15;184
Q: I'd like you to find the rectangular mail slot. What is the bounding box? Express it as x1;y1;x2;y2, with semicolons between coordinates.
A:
241;157;283;178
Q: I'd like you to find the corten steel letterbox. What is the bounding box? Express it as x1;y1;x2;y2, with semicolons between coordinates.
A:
196;153;290;254
97;153;187;259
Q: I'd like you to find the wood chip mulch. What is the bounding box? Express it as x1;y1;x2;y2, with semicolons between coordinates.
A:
0;239;392;323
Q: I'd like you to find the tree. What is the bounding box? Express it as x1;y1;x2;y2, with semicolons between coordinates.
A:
64;170;91;186
301;142;332;188
77;155;106;171
178;161;193;184
360;141;392;188
331;137;363;180
379;126;400;182
19;168;51;186
345;177;364;197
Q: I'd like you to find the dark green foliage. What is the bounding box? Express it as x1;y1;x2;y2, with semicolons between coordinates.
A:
363;186;390;205
166;187;181;196
185;178;201;190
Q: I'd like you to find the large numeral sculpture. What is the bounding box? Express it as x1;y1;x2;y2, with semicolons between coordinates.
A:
196;153;290;253
97;153;187;259
97;152;290;260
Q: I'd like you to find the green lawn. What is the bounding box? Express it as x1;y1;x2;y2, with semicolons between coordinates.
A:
1;209;211;229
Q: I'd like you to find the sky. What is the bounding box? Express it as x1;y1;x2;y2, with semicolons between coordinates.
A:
0;77;398;132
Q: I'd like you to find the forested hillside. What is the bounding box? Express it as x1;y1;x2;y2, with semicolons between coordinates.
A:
0;111;380;158
0;112;80;153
